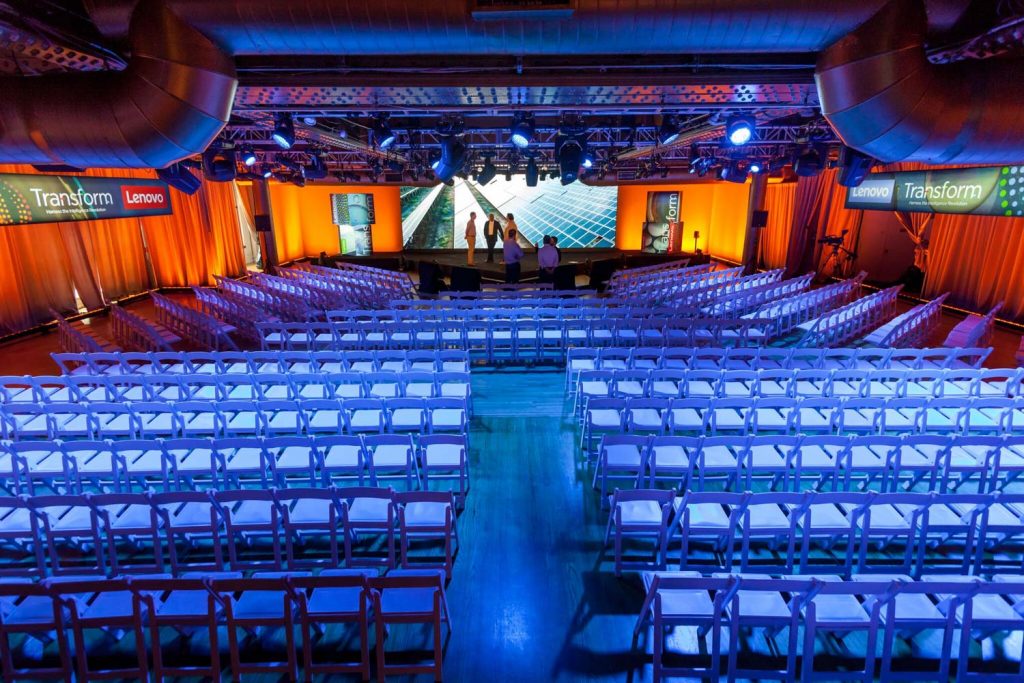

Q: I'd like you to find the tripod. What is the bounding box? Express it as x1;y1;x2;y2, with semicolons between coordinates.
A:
822;241;856;279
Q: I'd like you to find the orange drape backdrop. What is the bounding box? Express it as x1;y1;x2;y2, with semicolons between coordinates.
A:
758;182;796;270
0;165;246;335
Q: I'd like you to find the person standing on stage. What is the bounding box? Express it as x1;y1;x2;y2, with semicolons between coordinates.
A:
505;213;519;243
503;229;524;283
483;212;503;263
465;212;477;265
538;235;559;283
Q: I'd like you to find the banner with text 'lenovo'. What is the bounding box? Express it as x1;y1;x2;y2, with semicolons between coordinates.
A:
0;173;173;226
845;165;1024;217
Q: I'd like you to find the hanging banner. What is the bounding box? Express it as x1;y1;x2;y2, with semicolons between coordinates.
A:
331;192;375;255
643;190;684;253
0;173;173;226
844;165;1024;217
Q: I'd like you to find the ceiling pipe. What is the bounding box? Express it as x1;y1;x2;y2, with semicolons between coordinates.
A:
84;0;971;56
0;1;236;168
815;0;1024;164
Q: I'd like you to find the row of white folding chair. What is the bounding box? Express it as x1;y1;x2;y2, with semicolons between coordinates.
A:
579;396;1024;453
214;274;316;322
574;367;1022;404
797;286;902;348
0;487;458;580
635;571;1024;683
594;434;1024;499
51;349;470;376
0;397;469;442
0;433;469;498
0;569;449;682
607;489;1024;580
1;371;472;405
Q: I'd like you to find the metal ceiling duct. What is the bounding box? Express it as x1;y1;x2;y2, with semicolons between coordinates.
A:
0;1;236;168
816;0;1024;164
83;0;968;56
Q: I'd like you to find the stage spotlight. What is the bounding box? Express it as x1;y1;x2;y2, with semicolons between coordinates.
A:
749;162;762;174
525;157;539;186
555;135;585;185
156;163;201;195
719;160;749;184
373;117;396;150
658;114;681;145
476;157;497;186
272;113;295;149
279;157;302;173
725;115;755;146
510;113;535;149
837;146;876;187
260;164;273;179
794;147;825;177
301;115;317;126
239;146;257;167
581;151;594;169
305;152;328;180
201;148;237;182
432;135;467;182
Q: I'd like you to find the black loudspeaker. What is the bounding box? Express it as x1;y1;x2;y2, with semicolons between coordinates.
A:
450;266;481;292
254;215;273;232
589;258;620;292
418;261;445;295
553;264;576;290
752;210;769;228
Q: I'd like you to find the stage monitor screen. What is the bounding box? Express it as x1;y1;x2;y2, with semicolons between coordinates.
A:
400;176;618;249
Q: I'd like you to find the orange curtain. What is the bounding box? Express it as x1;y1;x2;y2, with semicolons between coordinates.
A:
758;182;796;270
141;180;247;287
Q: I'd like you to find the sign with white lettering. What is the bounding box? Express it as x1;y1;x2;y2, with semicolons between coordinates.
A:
0;173;173;226
845;165;1024;217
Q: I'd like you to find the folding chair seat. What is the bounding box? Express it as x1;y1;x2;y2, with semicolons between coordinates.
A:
138;375;182;402
146;351;188;374
734;497;801;571
363;434;419;490
279;351;315;374
212;573;302;681
113;440;170;492
273;488;344;569
367;570;451;682
174;401;222;438
835;398;883;435
163;438;224;489
581;397;626;455
436;372;470;404
666;397;709;435
756;370;795;398
249;351;284;374
681;370;722;399
29;495;105;576
264;436;318;487
104;375;150;403
840;436;899;492
58;576;151;682
787;436;846;492
310;351;345;374
317;435;366;486
177;374;221;401
719;370;759;398
85;491;163;574
843;500;921;575
645;436;699;489
386;397;427;435
604;488;674;576
513;317;540;362
219;374;259;400
675;492;741;570
740;436;801;491
343;398;387;435
258;400;305;438
81;351;128;375
0;579;73;681
888;349;928;371
283;373;329;401
464;319;489;360
647;369;684;400
88;402;138;440
660;347;693;370
722;348;759;371
889;435;950;492
593;434;649;503
708;398;753;436
792;397;838;435
405;351;437;373
67;376;114;402
961;398;1013;435
749;397;796;435
716;574;802;679
626;397;669;435
426;397;467;434
755;348;790;371
399;371;435;400
0;444;28;495
394;491;458;578
214;438;274;489
299;398;345;435
130;573;233;681
488;320;516;363
290;569;373;679
878;398;925;435
214;400;260;438
252;374;293;401
437;350;469;373
364;372;401;400
185;352;223;375
338;487;397;568
896;369;944;398
47;404;96;440
793;370;833;398
597;348;631;371
828;369;868;398
575;369;613;417
0;376;42;404
32;376;75;403
129;401;181;439
0;499;45;576
343;351;378;374
690;436;745;492
418;435;469;505
816;348;856;371
690;348;727;370
150;490;223;573
589;320;618;349
8;441;68;494
61;440;123;493
213;489;284;571
0;404;50;440
916;397;966;434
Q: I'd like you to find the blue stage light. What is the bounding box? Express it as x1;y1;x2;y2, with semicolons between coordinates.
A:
726;115;755;146
271;113;295;149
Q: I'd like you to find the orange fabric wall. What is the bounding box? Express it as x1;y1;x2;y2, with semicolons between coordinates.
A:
616;182;751;262
267;183;403;260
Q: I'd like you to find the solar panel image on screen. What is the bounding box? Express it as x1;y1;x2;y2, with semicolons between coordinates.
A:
400;177;618;249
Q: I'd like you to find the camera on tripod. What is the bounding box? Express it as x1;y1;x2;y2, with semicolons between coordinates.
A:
818;229;849;247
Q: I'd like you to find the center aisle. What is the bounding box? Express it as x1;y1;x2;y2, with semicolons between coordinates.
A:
441;368;646;682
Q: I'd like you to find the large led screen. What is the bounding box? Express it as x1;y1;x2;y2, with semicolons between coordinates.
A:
400;176;618;249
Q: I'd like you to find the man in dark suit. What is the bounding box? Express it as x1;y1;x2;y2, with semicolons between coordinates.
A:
483;213;504;263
